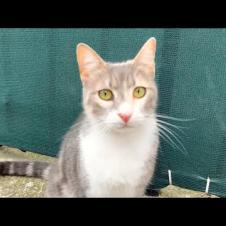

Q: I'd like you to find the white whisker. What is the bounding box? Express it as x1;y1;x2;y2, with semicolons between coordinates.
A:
157;123;186;154
156;119;187;135
158;132;170;146
158;128;181;151
156;114;196;122
157;122;185;142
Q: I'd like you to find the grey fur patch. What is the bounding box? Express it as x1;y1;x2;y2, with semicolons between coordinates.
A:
33;161;50;177
45;114;89;197
42;166;51;180
9;163;14;174
26;162;34;176
0;161;11;175
0;161;50;178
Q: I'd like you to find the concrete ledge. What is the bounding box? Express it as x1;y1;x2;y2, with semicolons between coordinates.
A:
0;146;219;198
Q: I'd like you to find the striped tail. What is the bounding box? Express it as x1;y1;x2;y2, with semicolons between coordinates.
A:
0;160;51;180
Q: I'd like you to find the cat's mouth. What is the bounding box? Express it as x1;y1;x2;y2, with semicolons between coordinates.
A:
120;124;133;129
109;122;139;131
106;119;146;132
111;125;134;133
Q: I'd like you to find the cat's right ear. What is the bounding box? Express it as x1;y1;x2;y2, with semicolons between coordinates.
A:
76;43;106;83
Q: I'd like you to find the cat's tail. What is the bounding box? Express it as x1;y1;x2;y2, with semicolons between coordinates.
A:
0;160;51;180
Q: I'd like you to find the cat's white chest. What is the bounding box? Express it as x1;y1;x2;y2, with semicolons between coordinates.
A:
80;120;158;197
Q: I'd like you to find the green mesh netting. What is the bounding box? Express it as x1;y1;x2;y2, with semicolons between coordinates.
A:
0;28;225;197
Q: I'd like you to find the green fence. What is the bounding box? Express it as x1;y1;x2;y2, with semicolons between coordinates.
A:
0;28;226;197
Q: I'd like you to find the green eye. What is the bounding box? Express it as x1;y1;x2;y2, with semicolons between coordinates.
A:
133;87;146;98
98;89;113;101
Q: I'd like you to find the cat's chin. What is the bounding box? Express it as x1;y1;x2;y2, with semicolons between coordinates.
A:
108;123;142;133
111;127;134;134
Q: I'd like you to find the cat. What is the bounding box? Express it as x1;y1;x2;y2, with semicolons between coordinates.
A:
0;37;159;197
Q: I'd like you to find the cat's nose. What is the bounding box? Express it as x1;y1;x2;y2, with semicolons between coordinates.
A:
118;113;132;123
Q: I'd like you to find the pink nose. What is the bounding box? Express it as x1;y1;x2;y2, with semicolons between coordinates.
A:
118;113;131;123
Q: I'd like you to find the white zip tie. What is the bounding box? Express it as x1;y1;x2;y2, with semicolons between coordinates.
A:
168;170;172;185
205;177;210;194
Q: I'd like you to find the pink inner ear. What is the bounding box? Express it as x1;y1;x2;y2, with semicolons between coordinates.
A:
77;44;106;82
77;45;91;79
148;38;156;54
82;72;89;82
135;38;156;64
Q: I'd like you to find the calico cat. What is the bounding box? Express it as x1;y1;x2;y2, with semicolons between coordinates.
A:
0;37;159;197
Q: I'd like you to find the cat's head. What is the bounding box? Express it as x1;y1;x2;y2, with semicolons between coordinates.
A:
76;38;158;132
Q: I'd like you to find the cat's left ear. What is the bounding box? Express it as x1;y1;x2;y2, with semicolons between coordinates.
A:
133;37;156;76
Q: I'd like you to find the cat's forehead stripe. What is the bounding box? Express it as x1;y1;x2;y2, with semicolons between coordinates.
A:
107;63;136;89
